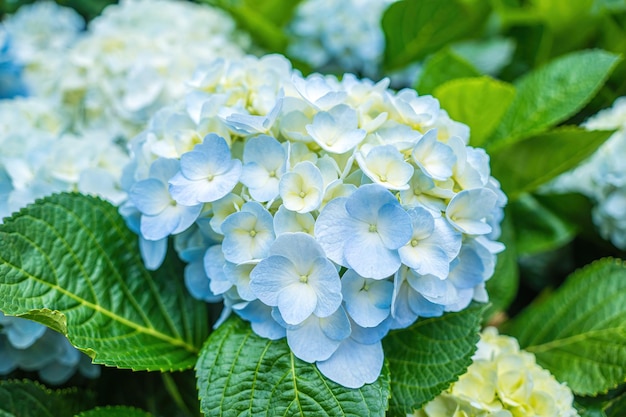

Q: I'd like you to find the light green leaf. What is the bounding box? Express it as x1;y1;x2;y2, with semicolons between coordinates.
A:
490;126;614;199
383;303;486;416
415;49;480;95
0;193;208;371
75;407;153;417
488;50;621;150
382;0;489;69
433;76;516;147
196;316;390;417
0;380;94;417
484;211;519;322
504;258;626;395
510;193;577;256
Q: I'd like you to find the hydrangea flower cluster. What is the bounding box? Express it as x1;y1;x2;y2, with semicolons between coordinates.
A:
122;54;506;388
53;0;250;140
287;0;396;79
0;312;100;385
549;97;626;249
0;1;85;97
411;327;579;417
0;97;129;221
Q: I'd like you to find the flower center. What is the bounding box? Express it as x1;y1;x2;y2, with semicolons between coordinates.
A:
369;224;377;233
411;239;419;247
268;170;276;178
249;229;257;237
299;191;306;198
299;274;309;283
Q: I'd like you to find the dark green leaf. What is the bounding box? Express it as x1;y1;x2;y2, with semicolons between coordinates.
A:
415;49;480;95
0;193;208;371
196;316;390;417
488;50;621;149
510;193;577;256
382;0;489;69
0;379;94;417
490;126;614;199
504;258;626;395
383;303;486;416
433;76;516;147
75;407;153;417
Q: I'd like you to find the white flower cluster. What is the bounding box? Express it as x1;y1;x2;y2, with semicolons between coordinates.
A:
122;54;506;388
411;327;579;417
287;0;396;79
0;97;129;221
0;1;85;97
55;0;250;140
0;312;100;385
549;97;626;249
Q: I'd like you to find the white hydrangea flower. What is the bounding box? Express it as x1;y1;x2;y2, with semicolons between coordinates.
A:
122;54;506;388
287;0;397;78
410;327;579;417
52;0;250;141
548;97;626;249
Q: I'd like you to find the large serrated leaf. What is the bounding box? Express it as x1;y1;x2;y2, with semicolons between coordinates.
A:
75;406;154;417
0;193;208;371
0;379;94;417
488;49;621;150
196;316;390;417
433;76;516;147
382;0;488;70
490;126;614;199
504;258;626;395
383;303;486;416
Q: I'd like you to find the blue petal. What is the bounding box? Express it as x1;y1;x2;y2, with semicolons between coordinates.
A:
316;338;384;388
184;259;221;303
345;183;397;224
341;269;393;328
344;231;401;279
314;197;353;267
286;314;344;362
249;255;298;306
235;300;286;340
376;203;412;250
139;236;168;270
130;178;169;215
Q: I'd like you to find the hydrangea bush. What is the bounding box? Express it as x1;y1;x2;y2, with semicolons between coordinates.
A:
1;1;625;416
121;53;506;387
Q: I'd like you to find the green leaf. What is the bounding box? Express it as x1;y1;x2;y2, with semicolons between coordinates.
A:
490;126;614;199
196;316;390;417
0;379;95;417
415;49;481;95
484;211;519;322
382;0;489;69
200;0;300;52
433;76;516;147
488;50;621;149
75;407;154;417
504;258;626;395
509;193;577;256
383;303;486;416
0;193;208;371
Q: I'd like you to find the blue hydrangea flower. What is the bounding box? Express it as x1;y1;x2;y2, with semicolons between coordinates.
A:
240;135;287;202
315;183;413;279
249;233;342;325
221;202;275;263
129;157;202;241
168;134;242;205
